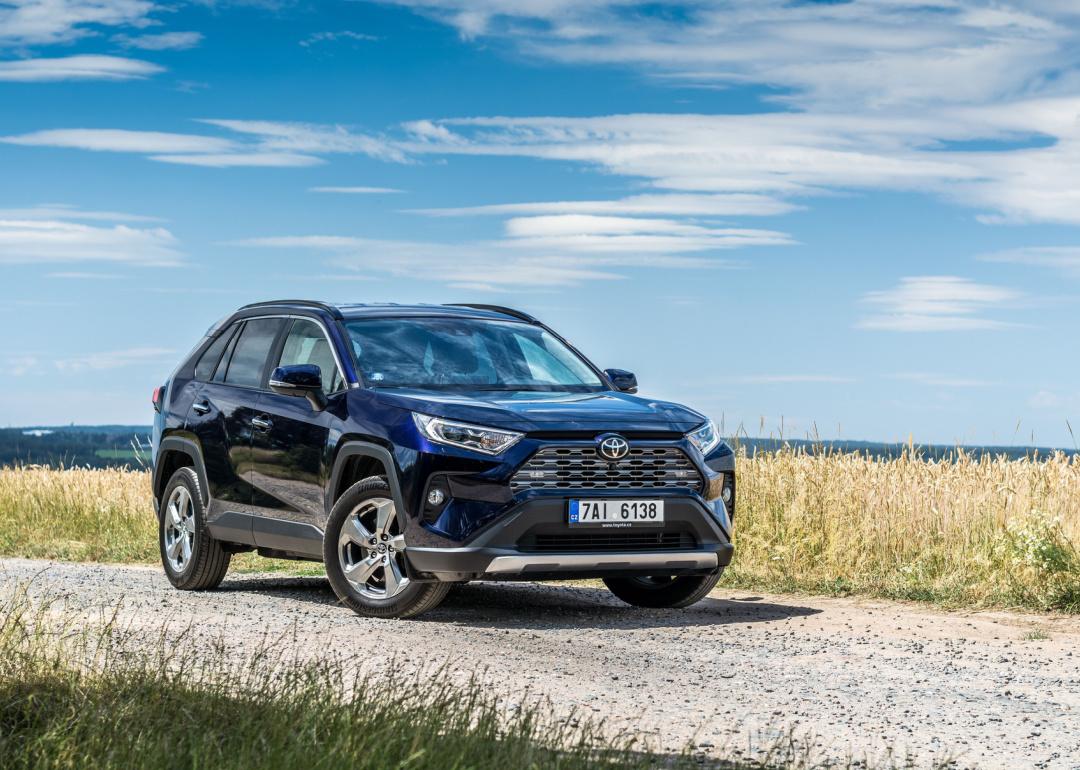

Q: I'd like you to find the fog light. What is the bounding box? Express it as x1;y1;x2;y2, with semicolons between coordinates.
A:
721;485;732;503
427;488;446;506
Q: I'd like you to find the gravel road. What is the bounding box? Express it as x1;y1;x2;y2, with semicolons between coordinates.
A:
3;557;1079;769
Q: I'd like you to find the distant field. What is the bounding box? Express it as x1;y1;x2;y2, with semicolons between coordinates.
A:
5;425;1076;470
0;426;151;470
1;446;1077;612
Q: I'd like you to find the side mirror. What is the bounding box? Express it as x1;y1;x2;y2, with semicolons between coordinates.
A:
604;368;638;394
269;364;326;410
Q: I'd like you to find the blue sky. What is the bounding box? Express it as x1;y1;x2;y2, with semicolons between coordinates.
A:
3;0;1080;446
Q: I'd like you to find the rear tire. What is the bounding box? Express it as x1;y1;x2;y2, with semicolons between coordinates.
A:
159;467;231;590
603;570;722;609
324;477;450;619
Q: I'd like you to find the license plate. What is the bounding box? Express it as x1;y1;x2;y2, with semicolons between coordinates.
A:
568;499;664;527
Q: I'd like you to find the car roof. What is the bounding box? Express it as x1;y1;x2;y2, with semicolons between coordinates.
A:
236;300;537;324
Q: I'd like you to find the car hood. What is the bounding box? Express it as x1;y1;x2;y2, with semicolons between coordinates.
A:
368;388;705;433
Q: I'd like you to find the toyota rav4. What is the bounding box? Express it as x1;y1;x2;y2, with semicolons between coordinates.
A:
151;301;735;618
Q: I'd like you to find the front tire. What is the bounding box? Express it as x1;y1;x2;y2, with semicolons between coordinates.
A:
603;570;722;609
324;477;450;619
159;467;231;590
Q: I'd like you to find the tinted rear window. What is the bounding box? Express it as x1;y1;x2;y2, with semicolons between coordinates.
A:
223;318;285;388
194;325;237;381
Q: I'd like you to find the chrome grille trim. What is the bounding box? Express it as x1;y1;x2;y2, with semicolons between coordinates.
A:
510;445;703;493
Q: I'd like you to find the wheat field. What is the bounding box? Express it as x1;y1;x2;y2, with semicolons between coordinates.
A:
1;447;1078;611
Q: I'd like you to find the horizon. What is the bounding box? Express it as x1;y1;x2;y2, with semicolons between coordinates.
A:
4;421;1078;454
4;2;1080;445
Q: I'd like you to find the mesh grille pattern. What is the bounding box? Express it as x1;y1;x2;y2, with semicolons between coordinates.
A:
510;446;702;493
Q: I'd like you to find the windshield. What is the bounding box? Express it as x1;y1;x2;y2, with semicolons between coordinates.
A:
344;317;605;392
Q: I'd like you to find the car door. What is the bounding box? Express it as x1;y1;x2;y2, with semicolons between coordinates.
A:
188;317;286;532
249;317;345;534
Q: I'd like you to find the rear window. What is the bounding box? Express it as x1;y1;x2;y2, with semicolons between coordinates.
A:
194;325;237;381
223;318;285;388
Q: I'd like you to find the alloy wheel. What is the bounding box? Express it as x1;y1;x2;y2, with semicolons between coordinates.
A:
163;485;196;572
338;496;410;600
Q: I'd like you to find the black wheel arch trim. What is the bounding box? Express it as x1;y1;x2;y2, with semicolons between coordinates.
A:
327;441;407;519
155;435;210;508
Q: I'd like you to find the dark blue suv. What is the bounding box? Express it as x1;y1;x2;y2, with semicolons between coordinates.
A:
151;301;735;617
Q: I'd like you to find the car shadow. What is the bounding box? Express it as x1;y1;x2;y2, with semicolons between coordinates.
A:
423;581;821;629
217;576;820;629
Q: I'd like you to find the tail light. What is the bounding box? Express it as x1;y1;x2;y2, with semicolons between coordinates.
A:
152;385;164;413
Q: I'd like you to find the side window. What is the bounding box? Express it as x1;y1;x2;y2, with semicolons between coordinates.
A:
277;319;344;394
223;318;285;388
212;325;241;383
194;324;237;381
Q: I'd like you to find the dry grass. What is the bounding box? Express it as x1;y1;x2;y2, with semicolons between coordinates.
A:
0;466;307;573
728;446;1080;611
1;448;1078;612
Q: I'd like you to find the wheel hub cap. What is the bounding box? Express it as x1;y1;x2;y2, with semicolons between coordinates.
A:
163;486;195;572
338;497;410;600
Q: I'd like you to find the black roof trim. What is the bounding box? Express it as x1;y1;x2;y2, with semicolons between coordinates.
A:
444;304;539;324
239;299;344;320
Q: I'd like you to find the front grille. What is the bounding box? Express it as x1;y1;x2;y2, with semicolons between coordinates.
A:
510;445;703;493
523;531;698;552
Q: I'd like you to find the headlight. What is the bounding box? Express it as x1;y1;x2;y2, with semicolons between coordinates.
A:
687;419;721;456
413;413;523;455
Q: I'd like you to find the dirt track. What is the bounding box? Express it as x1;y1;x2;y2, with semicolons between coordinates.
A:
3;557;1079;768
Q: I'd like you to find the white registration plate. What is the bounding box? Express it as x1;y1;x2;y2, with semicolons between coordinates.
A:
568;499;664;527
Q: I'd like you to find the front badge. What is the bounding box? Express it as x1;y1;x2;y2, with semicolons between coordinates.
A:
597;433;630;461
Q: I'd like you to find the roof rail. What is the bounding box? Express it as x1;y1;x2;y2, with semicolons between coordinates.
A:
239;299;343;320
445;303;539;324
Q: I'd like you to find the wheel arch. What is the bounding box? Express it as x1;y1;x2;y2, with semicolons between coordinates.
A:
327;441;407;520
154;436;210;512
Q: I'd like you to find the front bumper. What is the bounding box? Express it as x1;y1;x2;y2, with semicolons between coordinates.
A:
405;495;733;581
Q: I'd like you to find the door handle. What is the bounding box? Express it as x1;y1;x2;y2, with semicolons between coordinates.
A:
192;400;211;415
251;416;273;431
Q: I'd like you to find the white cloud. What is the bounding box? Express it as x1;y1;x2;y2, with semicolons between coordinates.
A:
199;119;406;162
382;1;1080;111
0;204;161;222
3;128;233;153
500;214;792;253
0;55;162;81
151;152;322;167
0;216;181;266
112;31;203;50
376;3;1080;227
888;372;994;388
412;193;798;218
309;186;404;194
300;30;377;47
857;276;1018;332
1027;389;1080;410
6;355;39;376
0;0;158;46
979;246;1080;274
3;120;403;167
229;232;746;289
54;346;175;373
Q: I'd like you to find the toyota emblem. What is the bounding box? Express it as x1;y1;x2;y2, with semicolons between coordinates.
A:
597;434;630;461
